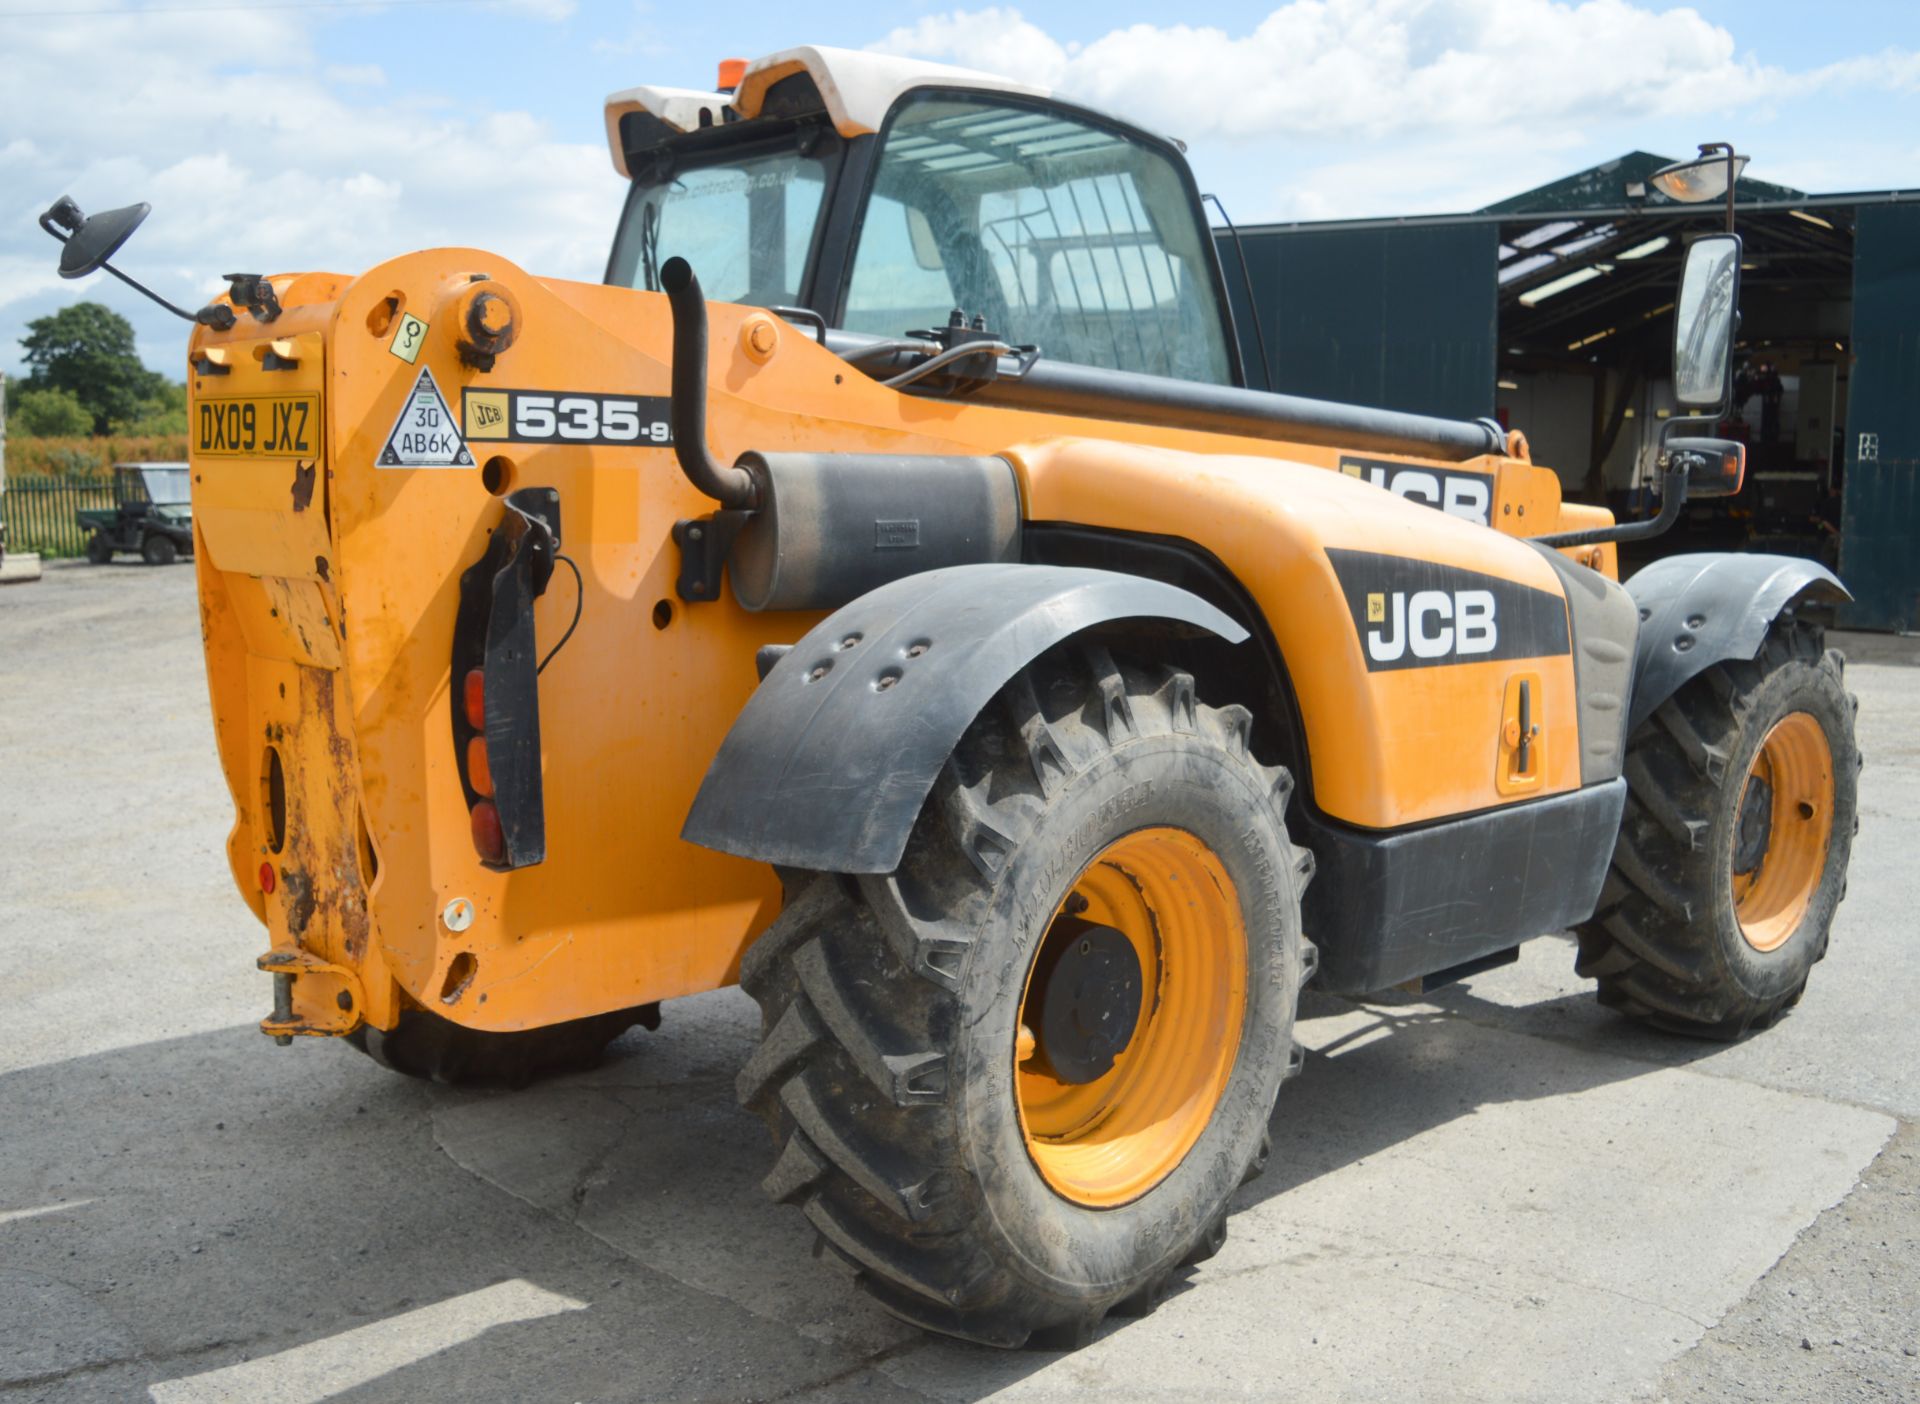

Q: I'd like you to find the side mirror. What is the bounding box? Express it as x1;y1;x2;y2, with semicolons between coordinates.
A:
1665;436;1746;499
40;197;152;280
1672;233;1742;414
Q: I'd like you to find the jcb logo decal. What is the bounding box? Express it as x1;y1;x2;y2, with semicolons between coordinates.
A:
1365;588;1498;664
1340;456;1494;527
1328;548;1569;673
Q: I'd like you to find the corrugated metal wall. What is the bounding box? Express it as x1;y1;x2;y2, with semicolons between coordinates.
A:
1217;223;1498;420
1839;204;1920;632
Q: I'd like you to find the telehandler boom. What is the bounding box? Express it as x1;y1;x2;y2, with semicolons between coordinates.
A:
44;45;1858;1347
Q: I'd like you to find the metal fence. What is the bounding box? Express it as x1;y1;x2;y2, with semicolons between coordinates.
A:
2;476;114;558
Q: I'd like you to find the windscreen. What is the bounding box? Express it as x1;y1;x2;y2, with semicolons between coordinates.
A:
844;94;1234;385
141;466;190;505
607;143;832;308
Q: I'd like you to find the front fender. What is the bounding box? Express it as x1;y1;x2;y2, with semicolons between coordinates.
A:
1626;552;1850;731
680;563;1248;873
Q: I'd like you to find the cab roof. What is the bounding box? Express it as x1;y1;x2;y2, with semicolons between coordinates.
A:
601;44;1048;177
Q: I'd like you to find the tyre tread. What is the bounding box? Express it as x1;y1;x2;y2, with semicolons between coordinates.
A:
1573;618;1856;1039
736;651;1312;1346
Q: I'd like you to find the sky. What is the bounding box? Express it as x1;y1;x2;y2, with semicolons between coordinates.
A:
2;0;1916;380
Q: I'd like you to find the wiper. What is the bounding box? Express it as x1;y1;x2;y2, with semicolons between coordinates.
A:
639;203;661;293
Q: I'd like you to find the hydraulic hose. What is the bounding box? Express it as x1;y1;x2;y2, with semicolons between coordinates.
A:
659;256;761;511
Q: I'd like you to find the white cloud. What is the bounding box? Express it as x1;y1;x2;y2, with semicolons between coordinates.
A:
872;2;1920;159
867;6;1070;88
323;64;388;87
1;7;618;377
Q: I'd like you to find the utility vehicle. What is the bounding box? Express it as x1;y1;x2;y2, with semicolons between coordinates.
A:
78;461;193;565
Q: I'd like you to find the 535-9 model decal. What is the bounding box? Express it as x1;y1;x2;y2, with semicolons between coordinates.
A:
1326;548;1570;672
463;389;674;448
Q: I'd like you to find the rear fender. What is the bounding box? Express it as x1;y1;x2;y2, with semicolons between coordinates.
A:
680;563;1248;873
1626;553;1850;732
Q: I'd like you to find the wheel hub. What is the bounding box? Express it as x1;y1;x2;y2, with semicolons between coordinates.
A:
1732;772;1774;875
1732;711;1835;953
1014;827;1248;1208
1031;919;1143;1084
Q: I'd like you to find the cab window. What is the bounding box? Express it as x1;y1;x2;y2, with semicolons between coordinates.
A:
609;145;831;308
843;93;1233;385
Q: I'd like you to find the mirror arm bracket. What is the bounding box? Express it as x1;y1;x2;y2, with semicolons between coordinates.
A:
1534;466;1690;550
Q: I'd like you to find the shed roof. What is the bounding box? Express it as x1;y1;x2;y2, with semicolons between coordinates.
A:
1481;151;1805;216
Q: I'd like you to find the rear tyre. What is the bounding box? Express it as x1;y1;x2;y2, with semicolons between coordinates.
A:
141;533;178;566
736;642;1314;1347
86;533;114;565
345;1001;659;1087
1575;618;1858;1038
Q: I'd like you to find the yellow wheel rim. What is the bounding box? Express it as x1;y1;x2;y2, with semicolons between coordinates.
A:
1732;711;1834;953
1014;827;1247;1208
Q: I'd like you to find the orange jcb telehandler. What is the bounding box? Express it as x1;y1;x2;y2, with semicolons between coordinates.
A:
44;46;1858;1347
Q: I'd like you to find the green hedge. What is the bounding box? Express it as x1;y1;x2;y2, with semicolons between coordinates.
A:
3;435;190;479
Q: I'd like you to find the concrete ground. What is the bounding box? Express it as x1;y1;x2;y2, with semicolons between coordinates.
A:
3;560;1916;1404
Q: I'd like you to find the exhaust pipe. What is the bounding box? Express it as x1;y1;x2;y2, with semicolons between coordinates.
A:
657;256;1017;613
659;256;761;511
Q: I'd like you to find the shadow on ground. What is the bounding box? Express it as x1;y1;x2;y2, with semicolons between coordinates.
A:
4;940;1810;1404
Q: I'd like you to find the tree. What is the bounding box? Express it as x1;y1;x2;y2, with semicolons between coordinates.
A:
5;385;93;438
117;379;188;436
19;301;165;434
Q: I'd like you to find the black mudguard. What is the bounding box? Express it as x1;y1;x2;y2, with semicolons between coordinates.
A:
681;563;1248;873
1626;553;1849;732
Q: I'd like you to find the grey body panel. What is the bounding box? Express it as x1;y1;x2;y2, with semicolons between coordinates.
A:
1527;543;1638;784
681;563;1248;873
1626;553;1850;732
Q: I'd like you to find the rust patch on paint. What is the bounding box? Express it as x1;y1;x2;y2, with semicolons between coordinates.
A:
291;459;317;512
274;666;375;967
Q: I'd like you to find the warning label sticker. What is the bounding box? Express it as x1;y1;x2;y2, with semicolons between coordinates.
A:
387;312;428;364
378;366;474;468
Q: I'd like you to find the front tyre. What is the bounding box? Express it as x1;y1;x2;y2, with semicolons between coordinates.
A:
736;643;1314;1347
1575;618;1859;1037
141;533;178;566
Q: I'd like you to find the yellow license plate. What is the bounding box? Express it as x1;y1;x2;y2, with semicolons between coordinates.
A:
195;394;322;458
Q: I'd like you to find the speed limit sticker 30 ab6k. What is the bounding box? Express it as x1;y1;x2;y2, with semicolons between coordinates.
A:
463;389;674;448
378;366;474;468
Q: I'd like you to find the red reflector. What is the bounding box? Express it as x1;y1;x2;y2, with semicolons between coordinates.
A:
466;735;494;796
470;800;505;864
463;668;486;731
259;861;276;894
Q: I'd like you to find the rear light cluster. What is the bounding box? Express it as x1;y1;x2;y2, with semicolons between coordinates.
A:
450;487;560;873
463;667;505;864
